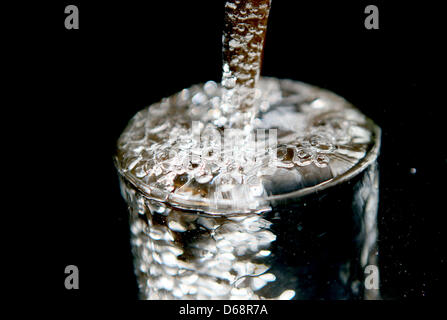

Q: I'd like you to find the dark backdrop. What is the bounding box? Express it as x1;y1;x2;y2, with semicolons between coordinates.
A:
24;1;444;300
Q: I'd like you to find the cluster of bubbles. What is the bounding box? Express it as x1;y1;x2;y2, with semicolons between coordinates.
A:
220;0;271;125
116;78;376;214
120;156;380;300
123;177;296;299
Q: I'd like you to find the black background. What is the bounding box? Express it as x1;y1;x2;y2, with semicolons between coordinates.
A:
17;0;445;301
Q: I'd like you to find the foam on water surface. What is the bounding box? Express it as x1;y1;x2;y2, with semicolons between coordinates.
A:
116;78;380;214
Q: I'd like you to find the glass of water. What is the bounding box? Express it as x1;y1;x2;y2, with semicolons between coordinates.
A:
115;78;381;300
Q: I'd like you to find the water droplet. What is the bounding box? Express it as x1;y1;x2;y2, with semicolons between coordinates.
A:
292;147;314;166
204;81;218;95
276;145;288;160
195;171;213;184
192;92;207;105
314;154;330;168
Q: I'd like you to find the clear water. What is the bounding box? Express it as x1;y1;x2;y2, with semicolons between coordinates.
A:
120;148;380;300
220;0;271;126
